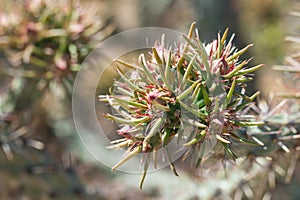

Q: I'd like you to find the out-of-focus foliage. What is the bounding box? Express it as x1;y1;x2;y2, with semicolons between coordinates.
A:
236;0;287;64
0;0;114;96
235;0;289;97
0;0;115;199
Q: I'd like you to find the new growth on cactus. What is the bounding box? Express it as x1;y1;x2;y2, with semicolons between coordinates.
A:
99;23;264;188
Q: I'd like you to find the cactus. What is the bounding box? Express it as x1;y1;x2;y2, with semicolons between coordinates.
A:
0;0;113;199
100;10;300;194
99;22;264;188
0;0;113;96
0;0;299;198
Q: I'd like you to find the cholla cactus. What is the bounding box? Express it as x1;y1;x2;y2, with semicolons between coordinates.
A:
0;1;113;198
100;23;264;188
0;0;113;93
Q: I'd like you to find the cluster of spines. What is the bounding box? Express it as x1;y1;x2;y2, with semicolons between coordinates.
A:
100;22;264;188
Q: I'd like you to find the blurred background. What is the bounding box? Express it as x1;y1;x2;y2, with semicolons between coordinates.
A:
0;0;299;199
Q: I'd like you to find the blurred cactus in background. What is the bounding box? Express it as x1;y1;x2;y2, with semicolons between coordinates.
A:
0;0;115;199
0;0;113;96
